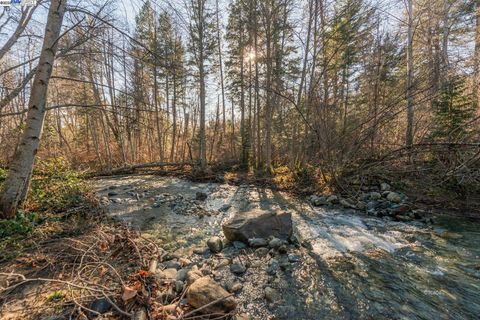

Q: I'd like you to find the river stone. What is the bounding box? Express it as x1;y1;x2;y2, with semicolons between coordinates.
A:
187;277;237;314
186;266;203;285
266;259;279;275
163;260;181;270
380;183;391;191
264;287;280;303
255;247;270;257
160;268;178;279
326;195;339;204
340;199;355;209
248;238;268;247
288;254;301;263
230;263;247;275
196;192;208;201
310;195;327;206
268;237;283;249
233;241;247;249
89;298;112;314
369;192;382;200
356;201;367;210
176;269;188;282
207;236;223;253
175;280;184;293
386;192;402;203
222;209;292;242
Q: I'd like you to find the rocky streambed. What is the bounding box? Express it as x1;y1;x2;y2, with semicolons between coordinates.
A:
94;174;480;320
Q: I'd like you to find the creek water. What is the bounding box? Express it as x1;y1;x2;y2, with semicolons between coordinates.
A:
94;174;480;320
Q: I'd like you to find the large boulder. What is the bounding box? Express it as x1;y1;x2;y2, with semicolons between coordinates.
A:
222;209;292;243
187;277;237;314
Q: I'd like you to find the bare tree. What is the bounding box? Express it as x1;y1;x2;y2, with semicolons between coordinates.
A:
0;0;67;218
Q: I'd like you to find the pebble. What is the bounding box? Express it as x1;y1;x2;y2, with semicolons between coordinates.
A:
233;241;247;249
266;259;279;275
249;238;268;247
268;238;283;249
230;263;247;275
255;247;270;257
264;287;280;303
207;236;223;253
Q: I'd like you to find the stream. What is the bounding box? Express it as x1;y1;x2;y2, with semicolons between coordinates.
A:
94;174;480;320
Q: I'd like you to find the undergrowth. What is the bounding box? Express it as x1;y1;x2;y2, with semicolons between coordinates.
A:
0;157;92;262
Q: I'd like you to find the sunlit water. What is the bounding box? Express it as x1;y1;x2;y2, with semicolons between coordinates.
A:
95;175;480;320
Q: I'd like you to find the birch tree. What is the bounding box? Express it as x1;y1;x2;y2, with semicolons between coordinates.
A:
0;0;67;218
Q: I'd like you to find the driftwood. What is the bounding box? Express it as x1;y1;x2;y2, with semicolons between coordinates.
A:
93;162;194;176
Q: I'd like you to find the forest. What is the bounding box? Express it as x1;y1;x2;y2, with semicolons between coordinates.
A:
0;0;479;319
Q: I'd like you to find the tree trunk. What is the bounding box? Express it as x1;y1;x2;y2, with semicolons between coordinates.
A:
405;0;414;148
0;0;66;218
474;0;480;109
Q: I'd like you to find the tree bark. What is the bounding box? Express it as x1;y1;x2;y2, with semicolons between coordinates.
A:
0;0;67;218
405;0;414;147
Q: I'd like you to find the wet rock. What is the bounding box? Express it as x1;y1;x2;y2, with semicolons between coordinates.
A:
278;245;288;254
230;263;247;275
255;247;270;257
107;191;118;197
266;259;279;275
386;192;402;203
356;201;367;210
367;201;378;210
223;209;292;242
90;298;111;314
219;204;232;212
187;277;237;314
233;241;247;249
288;254;301;263
264;287;280;303
248;238;268;247
268;237;283;249
310;195;327;206
207;236;223;253
380;183;391;192
195;192;208;201
369;192;382;200
396;215;413;222
340;198;356;209
326;195;339;204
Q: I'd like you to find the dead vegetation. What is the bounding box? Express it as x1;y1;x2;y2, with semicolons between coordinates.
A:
0;203;236;320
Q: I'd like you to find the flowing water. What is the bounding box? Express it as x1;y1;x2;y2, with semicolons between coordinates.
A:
95;174;480;320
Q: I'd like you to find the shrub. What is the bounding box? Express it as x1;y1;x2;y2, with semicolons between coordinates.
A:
26;157;87;212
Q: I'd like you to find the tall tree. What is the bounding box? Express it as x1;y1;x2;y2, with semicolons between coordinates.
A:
0;0;67;218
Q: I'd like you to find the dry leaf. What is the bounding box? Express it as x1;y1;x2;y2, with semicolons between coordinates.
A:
122;285;138;301
138;270;149;278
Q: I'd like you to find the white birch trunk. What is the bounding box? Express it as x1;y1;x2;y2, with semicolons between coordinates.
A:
0;0;66;218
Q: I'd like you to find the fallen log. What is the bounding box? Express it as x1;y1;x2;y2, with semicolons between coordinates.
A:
92;162;194;177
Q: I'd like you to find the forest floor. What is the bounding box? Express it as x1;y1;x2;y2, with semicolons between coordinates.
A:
2;172;480;319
